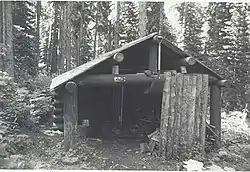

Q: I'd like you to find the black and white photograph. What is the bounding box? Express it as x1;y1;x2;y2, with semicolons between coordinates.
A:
0;0;249;170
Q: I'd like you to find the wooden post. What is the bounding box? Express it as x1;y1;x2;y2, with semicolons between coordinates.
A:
186;75;197;150
210;84;221;148
64;81;78;151
172;73;183;157
179;74;189;154
166;71;177;158
200;75;208;154
112;65;119;74
159;71;172;158
149;43;158;73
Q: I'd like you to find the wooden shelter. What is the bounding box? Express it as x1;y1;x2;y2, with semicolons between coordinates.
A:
50;32;231;153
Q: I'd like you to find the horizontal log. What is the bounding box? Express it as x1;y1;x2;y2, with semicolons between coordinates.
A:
215;80;231;88
209;77;231;88
54;116;64;123
54;108;63;113
65;81;77;93
179;57;196;66
79;73;165;86
153;35;163;43
112;52;124;63
79;73;223;87
52;124;64;131
52;100;64;107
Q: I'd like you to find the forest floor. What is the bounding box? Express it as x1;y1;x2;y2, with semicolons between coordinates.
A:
1;111;250;170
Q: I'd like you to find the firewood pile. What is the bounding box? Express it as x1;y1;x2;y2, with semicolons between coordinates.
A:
140;128;160;154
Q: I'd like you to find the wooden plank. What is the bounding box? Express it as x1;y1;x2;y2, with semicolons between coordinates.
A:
180;74;189;153
194;75;203;142
210;84;222;149
186;75;197;150
172;73;183;157
149;43;158;73
64;81;78;151
200;74;208;154
166;70;177;159
159;71;172;158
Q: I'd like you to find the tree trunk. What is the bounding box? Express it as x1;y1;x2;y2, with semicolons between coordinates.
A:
78;2;85;65
159;2;164;35
107;20;112;52
2;1;14;78
114;1;120;49
138;2;147;38
36;1;41;73
65;2;72;71
51;2;59;74
58;3;64;74
93;3;99;59
0;2;3;71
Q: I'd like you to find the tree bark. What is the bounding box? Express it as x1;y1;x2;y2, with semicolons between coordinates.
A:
3;1;14;78
138;2;147;37
58;3;64;74
114;1;120;49
159;2;164;35
36;1;41;73
64;81;78;151
51;2;59;74
93;2;99;59
159;71;172;158
66;2;72;71
0;1;4;70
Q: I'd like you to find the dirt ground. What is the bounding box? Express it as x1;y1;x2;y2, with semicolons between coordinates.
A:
1;129;250;170
3;131;180;170
1;112;250;170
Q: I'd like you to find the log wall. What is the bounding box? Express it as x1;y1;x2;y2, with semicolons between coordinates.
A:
160;71;208;159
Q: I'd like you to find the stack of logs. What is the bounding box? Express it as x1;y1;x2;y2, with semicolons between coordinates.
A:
52;89;64;131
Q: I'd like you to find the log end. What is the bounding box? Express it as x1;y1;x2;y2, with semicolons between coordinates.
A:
65;81;77;93
216;80;231;88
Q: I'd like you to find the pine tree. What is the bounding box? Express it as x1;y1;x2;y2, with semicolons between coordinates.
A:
120;2;138;43
12;1;37;79
176;2;205;61
232;3;250;108
98;1;113;53
147;2;176;43
206;2;236;79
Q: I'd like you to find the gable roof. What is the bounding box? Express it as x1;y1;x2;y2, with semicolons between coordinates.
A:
50;32;224;91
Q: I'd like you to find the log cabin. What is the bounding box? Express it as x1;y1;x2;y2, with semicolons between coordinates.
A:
50;32;231;151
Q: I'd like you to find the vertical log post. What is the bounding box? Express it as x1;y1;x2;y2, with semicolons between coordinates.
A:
64;81;78;151
200;75;208;154
210;84;221;148
159;71;172;158
149;42;158;74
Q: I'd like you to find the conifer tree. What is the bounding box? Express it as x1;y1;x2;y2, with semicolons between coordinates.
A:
232;3;250;108
147;2;176;43
12;1;37;78
176;2;205;61
206;2;236;79
121;2;139;43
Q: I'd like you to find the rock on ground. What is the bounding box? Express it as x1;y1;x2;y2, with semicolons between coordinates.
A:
61;156;79;165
